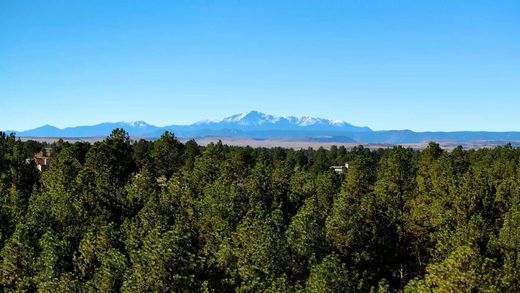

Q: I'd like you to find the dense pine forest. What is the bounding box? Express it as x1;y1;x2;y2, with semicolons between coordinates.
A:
1;129;519;292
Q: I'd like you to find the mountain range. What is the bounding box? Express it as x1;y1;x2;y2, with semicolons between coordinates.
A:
5;111;520;144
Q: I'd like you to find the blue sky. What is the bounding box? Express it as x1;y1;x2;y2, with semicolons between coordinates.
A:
1;0;519;131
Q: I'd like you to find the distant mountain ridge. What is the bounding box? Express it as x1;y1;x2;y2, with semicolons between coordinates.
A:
4;111;520;144
191;111;371;132
17;121;161;138
7;111;371;138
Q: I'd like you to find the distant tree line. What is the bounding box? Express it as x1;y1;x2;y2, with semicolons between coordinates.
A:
1;129;519;292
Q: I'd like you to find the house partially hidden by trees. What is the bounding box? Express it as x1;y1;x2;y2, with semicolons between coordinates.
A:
32;157;52;172
330;162;349;173
27;156;82;172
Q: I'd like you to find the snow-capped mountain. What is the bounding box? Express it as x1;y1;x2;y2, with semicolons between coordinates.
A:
9;111;520;144
7;111;370;138
193;111;371;131
195;111;282;126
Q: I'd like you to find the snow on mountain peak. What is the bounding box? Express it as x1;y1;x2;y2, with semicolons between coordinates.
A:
125;121;150;128
297;116;319;126
193;111;354;128
330;119;346;126
227;111;273;123
9;111;372;138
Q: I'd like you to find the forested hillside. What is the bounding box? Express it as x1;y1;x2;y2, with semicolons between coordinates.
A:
1;129;519;292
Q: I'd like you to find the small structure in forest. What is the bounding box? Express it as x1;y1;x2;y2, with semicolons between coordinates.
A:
27;156;82;172
330;162;349;173
33;157;52;172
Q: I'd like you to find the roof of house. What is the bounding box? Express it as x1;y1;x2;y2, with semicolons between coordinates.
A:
34;157;51;166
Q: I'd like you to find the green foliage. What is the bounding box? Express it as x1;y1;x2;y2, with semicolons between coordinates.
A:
231;207;289;292
1;132;520;292
405;245;497;292
287;196;329;260
496;197;520;291
305;254;357;293
0;223;38;291
123;226;199;292
152;131;184;179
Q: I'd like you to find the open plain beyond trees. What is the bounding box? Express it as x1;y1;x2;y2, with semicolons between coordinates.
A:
1;129;520;292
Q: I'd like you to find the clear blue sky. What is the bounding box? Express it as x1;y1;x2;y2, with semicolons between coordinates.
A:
1;0;519;131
